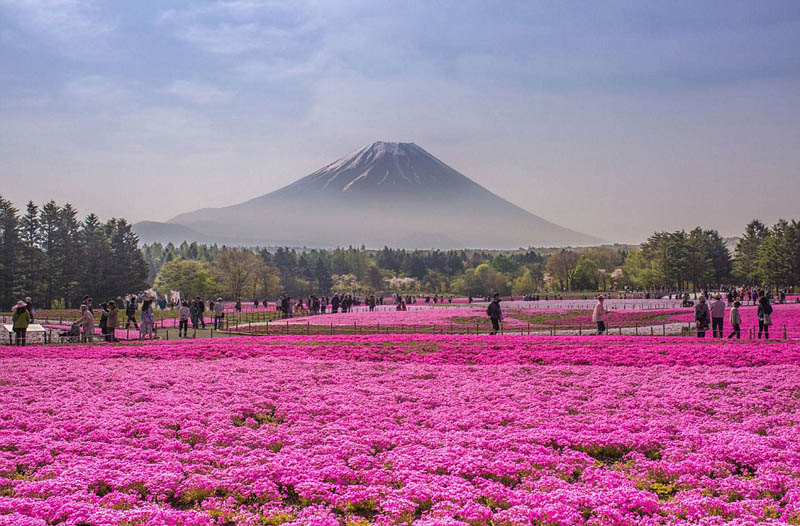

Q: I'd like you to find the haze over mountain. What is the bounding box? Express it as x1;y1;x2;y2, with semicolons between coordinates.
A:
136;142;601;249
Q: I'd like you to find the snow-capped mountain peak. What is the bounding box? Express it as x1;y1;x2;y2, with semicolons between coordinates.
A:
292;141;469;196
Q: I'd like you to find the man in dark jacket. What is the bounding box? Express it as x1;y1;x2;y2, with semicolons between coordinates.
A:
125;298;139;329
695;295;710;338
196;296;206;328
487;293;502;335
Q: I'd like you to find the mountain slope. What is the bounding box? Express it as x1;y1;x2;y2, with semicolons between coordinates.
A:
161;141;601;249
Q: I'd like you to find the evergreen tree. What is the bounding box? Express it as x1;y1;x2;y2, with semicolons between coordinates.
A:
734;219;768;285
0;196;22;308
19;201;44;302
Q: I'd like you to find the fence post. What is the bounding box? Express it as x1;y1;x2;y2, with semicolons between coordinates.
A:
663;323;666;336
578;322;582;336
783;325;787;341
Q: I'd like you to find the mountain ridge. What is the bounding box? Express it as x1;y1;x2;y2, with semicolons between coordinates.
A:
136;142;602;249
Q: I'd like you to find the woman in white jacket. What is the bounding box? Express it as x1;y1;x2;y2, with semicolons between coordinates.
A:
592;295;607;335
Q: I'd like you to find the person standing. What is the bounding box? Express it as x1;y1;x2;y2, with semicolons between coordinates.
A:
710;294;726;338
694;295;710;338
107;301;119;342
125;298;139;329
592;295;607;335
213;298;224;330
76;304;95;343
196;296;206;328
179;301;190;337
83;296;94;314
11;301;30;346
24;297;35;323
758;294;772;339
140;300;155;340
98;303;109;342
727;301;742;339
487;293;503;335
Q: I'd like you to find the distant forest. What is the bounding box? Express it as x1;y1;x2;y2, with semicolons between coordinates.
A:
1;196;797;309
143;219;799;301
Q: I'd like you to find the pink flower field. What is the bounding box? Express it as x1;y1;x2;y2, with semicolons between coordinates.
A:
2;335;800;525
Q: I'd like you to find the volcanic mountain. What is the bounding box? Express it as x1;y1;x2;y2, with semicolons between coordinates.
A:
137;142;601;248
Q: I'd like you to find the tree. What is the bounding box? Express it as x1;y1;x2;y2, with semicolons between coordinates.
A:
684;228;713;291
545;250;579;291
19;201;44;302
454;264;511;296
153;259;218;299
214;248;261;300
512;268;541;294
254;262;282;300
734;219;768;285
365;263;384;291
106;219;148;298
0;196;22;308
640;231;688;290
757;220;800;290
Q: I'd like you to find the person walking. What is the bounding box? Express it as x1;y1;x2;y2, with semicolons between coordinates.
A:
695;295;710;338
710;294;726;338
125;298;139;329
11;301;30;346
178;301;190;337
727;301;742;339
76;304;95;343
213;298;224;330
140;300;155;340
592;295;607;335
107;301;119;342
758;294;772;339
487;293;503;335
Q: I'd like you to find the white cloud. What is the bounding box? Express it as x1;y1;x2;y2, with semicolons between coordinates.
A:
159;1;319;58
165;80;234;104
0;0;115;58
64;75;131;103
176;22;272;55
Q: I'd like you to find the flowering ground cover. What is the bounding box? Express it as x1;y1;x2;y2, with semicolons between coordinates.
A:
669;303;800;339
2;335;800;525
231;307;693;336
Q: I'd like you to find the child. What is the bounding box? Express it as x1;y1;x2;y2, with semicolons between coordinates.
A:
728;301;741;339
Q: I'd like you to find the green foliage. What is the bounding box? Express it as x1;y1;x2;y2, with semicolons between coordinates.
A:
153;259;218;299
0;196;147;309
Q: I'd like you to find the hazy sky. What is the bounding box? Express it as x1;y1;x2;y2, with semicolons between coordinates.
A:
1;1;799;243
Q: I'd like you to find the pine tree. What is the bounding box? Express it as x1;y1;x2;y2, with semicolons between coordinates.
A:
0;196;22;308
19;201;44;302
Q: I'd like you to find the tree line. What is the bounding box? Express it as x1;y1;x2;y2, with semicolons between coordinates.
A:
0;197;147;310
2;194;796;309
146;218;799;300
623;220;799;292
